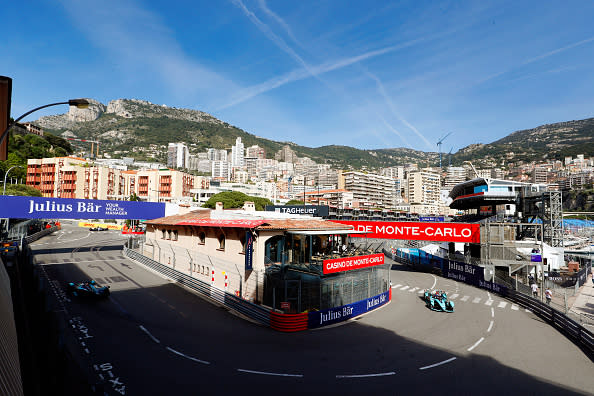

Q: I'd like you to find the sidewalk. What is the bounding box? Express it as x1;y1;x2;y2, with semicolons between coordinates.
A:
569;273;594;318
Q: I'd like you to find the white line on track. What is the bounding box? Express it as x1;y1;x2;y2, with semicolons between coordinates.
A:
497;301;507;308
487;320;494;332
336;372;396;378
419;357;457;370
467;337;484;352
409;287;418;293
166;347;210;365
430;275;437;290
450;293;459;299
472;297;481;303
400;285;409;291
392;284;402;289
237;369;303;378
491;308;495;317
485;299;493;306
139;325;160;344
460;295;469;302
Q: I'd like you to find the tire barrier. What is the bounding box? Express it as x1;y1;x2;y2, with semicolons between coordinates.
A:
270;312;308;332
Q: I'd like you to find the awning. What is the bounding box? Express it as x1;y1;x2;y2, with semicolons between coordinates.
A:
175;219;267;228
285;229;369;235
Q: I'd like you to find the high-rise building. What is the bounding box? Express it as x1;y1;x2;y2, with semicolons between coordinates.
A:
406;169;441;210
274;145;297;163
340;171;397;209
231;137;245;167
246;145;266;159
167;143;188;169
444;166;466;189
207;148;227;161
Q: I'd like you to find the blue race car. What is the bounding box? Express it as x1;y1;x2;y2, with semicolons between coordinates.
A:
424;289;454;312
67;280;110;298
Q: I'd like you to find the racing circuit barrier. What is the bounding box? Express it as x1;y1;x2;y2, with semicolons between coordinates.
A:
386;247;594;360
123;247;271;326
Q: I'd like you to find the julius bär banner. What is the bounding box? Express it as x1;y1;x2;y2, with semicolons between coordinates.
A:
331;220;480;243
0;196;165;220
323;253;384;274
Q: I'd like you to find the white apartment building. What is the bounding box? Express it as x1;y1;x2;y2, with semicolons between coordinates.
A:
167;143;188;169
207;148;227;161
444;166;466;189
339;171;397;209
406;169;441;214
212;160;231;180
231;137;245;167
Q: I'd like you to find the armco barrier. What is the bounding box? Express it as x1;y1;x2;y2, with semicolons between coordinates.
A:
270;312;308;332
124;248;271;326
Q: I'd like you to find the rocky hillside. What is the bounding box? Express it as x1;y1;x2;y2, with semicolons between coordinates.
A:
35;99;594;170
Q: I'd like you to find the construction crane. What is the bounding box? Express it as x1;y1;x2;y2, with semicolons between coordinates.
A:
66;137;100;159
437;132;452;168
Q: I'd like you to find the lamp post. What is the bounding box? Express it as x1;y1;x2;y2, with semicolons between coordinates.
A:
0;99;90;159
3;164;24;195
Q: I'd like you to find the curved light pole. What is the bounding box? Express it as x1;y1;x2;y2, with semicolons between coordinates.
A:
3;164;24;195
0;99;89;157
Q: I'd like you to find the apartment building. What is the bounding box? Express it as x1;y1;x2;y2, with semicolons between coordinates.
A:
339;171;397;209
26;157;207;202
167;143;189;169
406;169;441;214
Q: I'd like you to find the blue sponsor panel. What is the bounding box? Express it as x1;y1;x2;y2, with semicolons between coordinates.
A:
0;196;165;220
443;261;508;294
419;216;445;222
308;290;390;329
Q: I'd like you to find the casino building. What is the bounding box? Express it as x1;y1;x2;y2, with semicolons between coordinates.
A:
141;202;390;315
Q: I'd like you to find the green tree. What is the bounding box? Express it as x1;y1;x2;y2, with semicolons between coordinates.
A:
2;184;42;197
202;191;272;210
286;199;304;205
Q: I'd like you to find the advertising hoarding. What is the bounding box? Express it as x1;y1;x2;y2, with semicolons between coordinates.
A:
0;196;165;220
323;253;384;274
265;205;329;217
308;290;390;328
331;220;480;243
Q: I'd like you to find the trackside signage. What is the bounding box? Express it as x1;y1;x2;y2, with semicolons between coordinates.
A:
323;253;384;274
0;196;165;219
308;290;390;328
331;220;480;243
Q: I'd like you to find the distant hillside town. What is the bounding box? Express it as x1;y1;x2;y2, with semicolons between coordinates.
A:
24;132;594;216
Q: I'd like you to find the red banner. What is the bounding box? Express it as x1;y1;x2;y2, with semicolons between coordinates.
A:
323;253;385;274
331;221;480;243
175;219;266;228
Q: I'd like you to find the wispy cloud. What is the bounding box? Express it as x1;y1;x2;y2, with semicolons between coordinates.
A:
478;35;594;85
366;72;433;150
256;0;300;46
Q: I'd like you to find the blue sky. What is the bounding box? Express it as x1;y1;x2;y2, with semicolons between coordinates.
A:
3;1;594;153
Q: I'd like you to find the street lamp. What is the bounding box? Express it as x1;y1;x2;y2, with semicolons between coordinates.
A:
0;99;90;155
3;164;24;195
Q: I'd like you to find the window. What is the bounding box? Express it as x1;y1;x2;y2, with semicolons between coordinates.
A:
198;231;206;245
218;234;225;250
172;230;178;241
161;229;166;239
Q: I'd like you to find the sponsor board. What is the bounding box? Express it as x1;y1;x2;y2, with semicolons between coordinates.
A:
308;290;390;328
265;205;329;217
323;253;384;274
78;222;122;230
331;220;480;243
0;196;165;220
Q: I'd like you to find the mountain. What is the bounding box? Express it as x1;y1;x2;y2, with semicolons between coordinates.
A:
34;99;594;170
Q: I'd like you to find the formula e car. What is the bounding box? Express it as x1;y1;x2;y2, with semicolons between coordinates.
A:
67;280;110;298
89;226;108;231
424;289;454;312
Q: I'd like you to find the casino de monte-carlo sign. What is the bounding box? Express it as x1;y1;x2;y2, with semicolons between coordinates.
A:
0;196;165;220
331;220;480;243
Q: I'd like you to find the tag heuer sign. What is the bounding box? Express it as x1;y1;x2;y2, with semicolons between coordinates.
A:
265;205;329;217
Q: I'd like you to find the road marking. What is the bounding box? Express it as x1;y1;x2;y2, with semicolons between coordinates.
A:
418;289;425;294
497;301;507;309
511;304;519;311
485;299;493;306
460;295;469;302
400;285;409;291
409;287;418;293
237;369;303;378
472;297;481;304
139;325;160;344
467;337;485;352
450;294;459;299
392;284;402;289
487;320;494;332
419;357;457;370
336;372;396;378
430;275;437;290
491;308;495;317
166;347;210;365
525;309;532;313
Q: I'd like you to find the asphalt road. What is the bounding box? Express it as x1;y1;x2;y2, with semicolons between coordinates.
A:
30;222;594;395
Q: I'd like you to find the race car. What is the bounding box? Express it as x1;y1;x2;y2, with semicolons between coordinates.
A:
89;226;108;231
423;289;454;312
67;280;110;298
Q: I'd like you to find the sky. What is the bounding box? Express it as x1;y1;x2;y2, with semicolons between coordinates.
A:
3;1;594;153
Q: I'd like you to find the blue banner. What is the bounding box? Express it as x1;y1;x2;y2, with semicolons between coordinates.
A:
308;290;390;329
443;261;508;294
0;196;165;220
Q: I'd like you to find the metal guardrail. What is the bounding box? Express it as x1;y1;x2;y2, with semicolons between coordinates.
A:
123;248;271;326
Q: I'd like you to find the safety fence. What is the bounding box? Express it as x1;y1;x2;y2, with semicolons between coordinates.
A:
123;247;271;326
386;247;594;360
